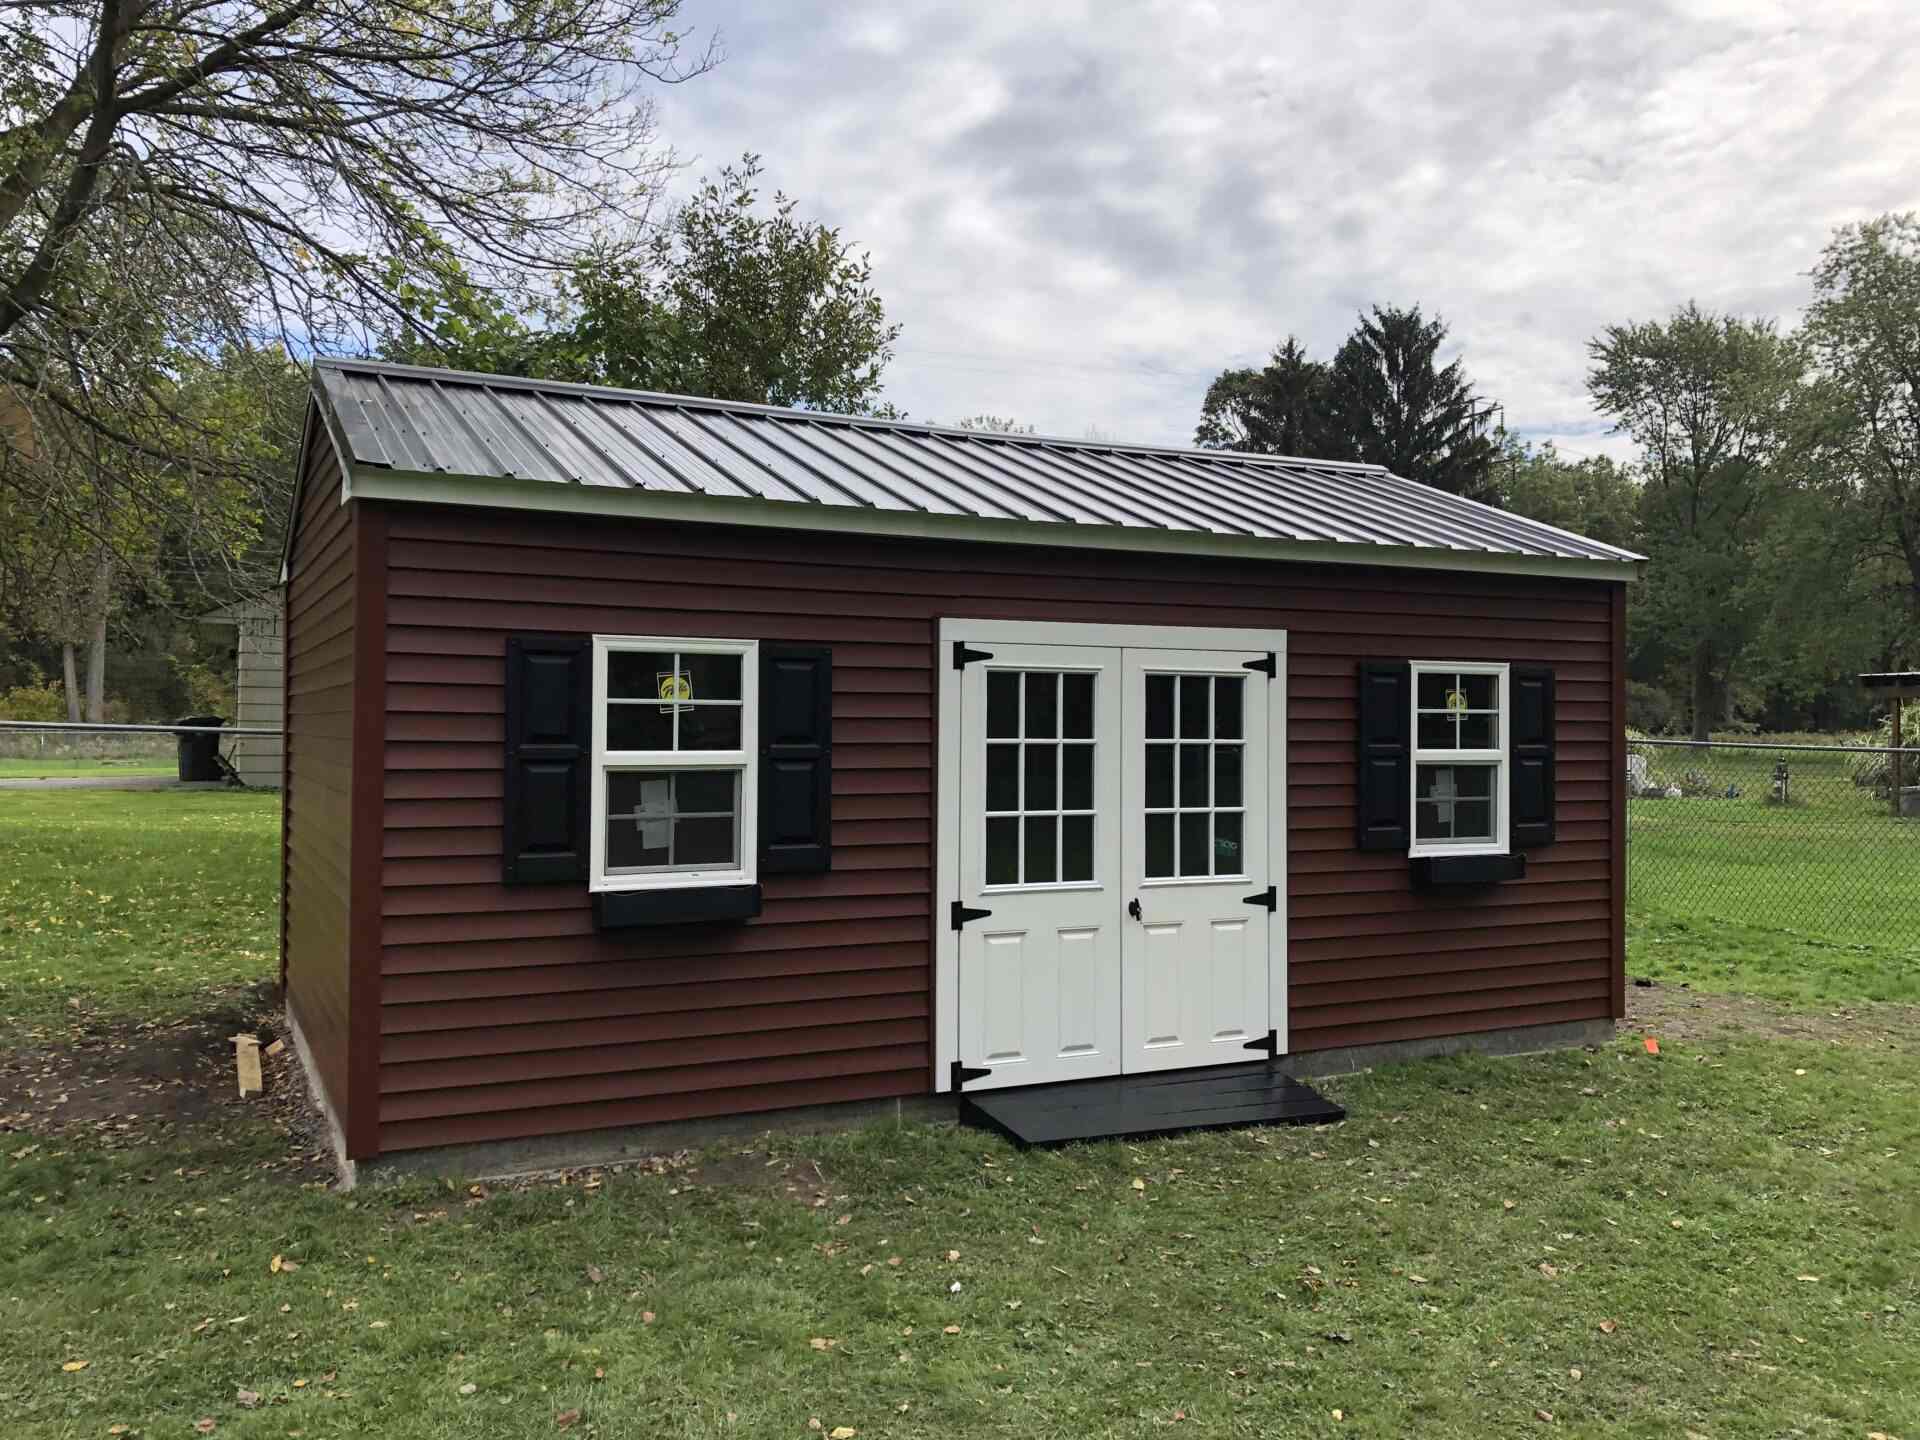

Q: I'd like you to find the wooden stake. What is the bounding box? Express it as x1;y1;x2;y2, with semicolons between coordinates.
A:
234;1034;263;1098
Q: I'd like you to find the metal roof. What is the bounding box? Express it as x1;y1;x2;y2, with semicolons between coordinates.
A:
307;359;1644;580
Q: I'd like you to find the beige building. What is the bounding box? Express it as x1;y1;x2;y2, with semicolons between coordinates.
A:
200;599;284;789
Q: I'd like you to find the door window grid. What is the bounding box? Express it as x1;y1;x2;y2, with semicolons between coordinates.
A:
1143;673;1246;879
984;669;1096;887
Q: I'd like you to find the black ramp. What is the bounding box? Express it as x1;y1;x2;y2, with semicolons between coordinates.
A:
959;1063;1344;1147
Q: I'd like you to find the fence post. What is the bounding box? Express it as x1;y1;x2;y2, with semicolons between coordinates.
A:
1895;705;1905;818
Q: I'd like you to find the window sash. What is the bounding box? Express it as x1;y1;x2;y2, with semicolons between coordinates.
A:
1408;661;1509;858
590;636;759;892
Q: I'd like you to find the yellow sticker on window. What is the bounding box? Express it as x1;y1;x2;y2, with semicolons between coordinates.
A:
1446;687;1468;714
657;670;692;703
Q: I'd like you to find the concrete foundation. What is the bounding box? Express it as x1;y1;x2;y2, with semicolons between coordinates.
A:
339;1015;1618;1187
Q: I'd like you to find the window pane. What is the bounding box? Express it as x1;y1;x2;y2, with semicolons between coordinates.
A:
1024;815;1058;883
1145;674;1174;739
1062;672;1095;738
986;744;1019;812
1417;712;1457;750
1024;672;1058;738
1214;812;1243;875
987;671;1019;739
1453;764;1495;799
606;771;673;816
1214;677;1244;739
986;817;1019;885
1178;812;1209;877
1451;800;1493;839
678;705;741;751
1419;763;1494;801
682;652;742;701
1062;744;1093;811
674;815;736;866
675;770;735;813
607;650;676;700
1024;743;1058;813
1179;744;1209;807
1145;744;1173;808
1062;815;1093;882
1458;712;1495;749
1145;813;1174;878
1215;745;1243;807
607;703;672;751
1415;800;1448;841
1461;673;1498;710
607;816;670;870
1178;675;1209;739
1416;671;1453;709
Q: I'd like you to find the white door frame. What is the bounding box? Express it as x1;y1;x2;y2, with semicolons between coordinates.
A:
934;618;1289;1093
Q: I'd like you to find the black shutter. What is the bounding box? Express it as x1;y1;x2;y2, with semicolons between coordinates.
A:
1510;664;1556;848
760;644;833;874
1356;660;1412;852
502;634;590;885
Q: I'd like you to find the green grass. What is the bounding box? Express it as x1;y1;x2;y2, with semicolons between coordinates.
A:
2;785;1917;1435
2;1029;1915;1438
1628;739;1920;1002
0;790;280;1031
0;757;177;778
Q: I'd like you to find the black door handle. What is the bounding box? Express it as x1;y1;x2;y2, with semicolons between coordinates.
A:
1127;897;1142;921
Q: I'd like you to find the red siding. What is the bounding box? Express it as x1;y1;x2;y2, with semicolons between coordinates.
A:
360;499;1624;1155
282;429;356;1124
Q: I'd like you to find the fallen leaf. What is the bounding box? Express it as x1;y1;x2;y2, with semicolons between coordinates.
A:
1131;1178;1146;1191
945;1249;961;1262
194;1422;216;1436
108;1427;130;1436
555;1410;581;1429
1331;1410;1344;1422
809;1337;837;1351
1670;1219;1685;1230
1006;1299;1023;1310
1325;1331;1353;1344
807;1420;822;1433
1569;1367;1582;1381
236;1389;260;1409
1597;1319;1618;1335
270;1255;283;1273
641;1311;655;1325
1644;1037;1660;1055
949;1280;962;1294
829;1429;857;1439
1535;1409;1554;1423
943;1325;961;1335
1795;1274;1821;1283
1502;1199;1516;1212
1538;1263;1559;1279
586;1265;605;1285
1408;1275;1429;1285
61;1360;88;1373
886;1256;901;1267
458;1383;477;1396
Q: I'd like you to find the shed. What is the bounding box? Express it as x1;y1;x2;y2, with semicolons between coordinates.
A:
280;358;1643;1171
199;598;285;789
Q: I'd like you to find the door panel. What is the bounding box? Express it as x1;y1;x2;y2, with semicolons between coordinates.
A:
956;644;1121;1090
1121;649;1271;1073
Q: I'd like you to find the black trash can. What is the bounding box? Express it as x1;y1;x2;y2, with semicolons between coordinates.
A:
174;715;226;782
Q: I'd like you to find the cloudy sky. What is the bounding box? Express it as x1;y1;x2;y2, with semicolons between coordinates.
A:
653;1;1920;458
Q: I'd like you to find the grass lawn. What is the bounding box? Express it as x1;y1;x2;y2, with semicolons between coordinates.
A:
0;757;178;779
1629;739;1920;1004
2;791;1916;1436
0;790;280;1031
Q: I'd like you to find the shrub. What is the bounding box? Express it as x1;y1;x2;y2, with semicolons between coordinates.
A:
0;679;68;721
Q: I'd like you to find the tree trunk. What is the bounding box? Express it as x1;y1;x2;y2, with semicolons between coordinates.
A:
84;545;111;723
1689;642;1714;742
61;642;80;722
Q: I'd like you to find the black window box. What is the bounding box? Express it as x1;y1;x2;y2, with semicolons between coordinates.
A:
594;884;762;929
1410;853;1526;889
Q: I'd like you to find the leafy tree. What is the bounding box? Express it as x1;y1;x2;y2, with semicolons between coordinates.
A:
1194;338;1335;455
1588;302;1808;738
1323;305;1501;499
1494;438;1641;552
386;157;901;414
1803;213;1920;627
954;415;1035;435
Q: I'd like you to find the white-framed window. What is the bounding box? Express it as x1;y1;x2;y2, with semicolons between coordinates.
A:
1410;661;1508;858
589;635;758;893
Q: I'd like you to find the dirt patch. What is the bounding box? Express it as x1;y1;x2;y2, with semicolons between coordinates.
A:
1625;979;1920;1052
0;981;335;1183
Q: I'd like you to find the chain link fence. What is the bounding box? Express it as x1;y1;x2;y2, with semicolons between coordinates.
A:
1627;738;1920;948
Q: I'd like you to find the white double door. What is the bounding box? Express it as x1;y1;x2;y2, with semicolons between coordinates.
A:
954;641;1276;1091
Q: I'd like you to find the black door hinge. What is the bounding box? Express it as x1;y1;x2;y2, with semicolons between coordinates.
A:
1243;884;1277;911
951;1059;993;1090
1243;1028;1279;1056
950;899;993;930
953;641;994;670
1243;652;1276;678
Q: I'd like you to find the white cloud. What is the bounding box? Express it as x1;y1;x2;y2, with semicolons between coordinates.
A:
655;0;1920;454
